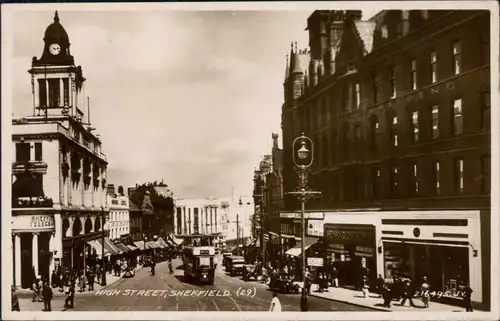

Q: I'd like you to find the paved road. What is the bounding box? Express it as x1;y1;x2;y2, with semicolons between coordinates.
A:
19;257;376;311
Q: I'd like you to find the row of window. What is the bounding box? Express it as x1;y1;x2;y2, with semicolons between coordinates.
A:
110;227;129;240
38;78;70;108
313;156;490;202
110;211;128;222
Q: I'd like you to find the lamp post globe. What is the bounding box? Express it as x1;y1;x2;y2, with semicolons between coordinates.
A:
297;141;309;160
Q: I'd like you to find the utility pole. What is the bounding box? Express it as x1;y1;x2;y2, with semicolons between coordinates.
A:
236;213;240;254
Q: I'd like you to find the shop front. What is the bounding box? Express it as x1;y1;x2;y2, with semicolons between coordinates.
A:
12;213;57;288
324;224;377;288
379;210;483;303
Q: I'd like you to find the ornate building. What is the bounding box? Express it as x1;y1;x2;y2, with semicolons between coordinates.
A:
281;10;490;307
12;11;109;288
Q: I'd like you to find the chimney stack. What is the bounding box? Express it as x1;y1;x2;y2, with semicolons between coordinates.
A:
118;186;124;196
106;184;115;196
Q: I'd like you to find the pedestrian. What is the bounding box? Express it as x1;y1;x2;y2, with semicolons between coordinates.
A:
37;276;44;302
421;276;430;308
42;281;53;311
463;283;473;312
331;266;339;287
32;277;39;302
88;270;95;291
269;291;282;312
382;283;392;308
64;281;75;309
376;274;385;298
11;286;20;311
361;275;369;298
400;278;415;307
51;270;57;288
168;259;173;274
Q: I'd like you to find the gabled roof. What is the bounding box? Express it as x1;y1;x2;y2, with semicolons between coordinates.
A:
129;198;141;212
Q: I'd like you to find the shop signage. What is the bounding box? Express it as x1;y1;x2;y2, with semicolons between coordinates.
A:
370;80;456;114
307;257;324;267
12;214;55;231
307;220;324;237
324;225;375;246
280;212;325;220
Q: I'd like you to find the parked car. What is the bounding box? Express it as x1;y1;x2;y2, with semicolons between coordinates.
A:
269;273;299;294
123;267;135;278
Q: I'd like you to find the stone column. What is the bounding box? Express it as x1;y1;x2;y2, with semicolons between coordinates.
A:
59;78;64;107
79;216;85;235
15;234;21;287
90;162;95;208
34;79;39;108
67;150;72;206
91;216;96;233
66;216;75;237
32;232;39;277
49;232;56;277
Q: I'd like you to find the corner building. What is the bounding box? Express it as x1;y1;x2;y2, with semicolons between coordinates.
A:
281;10;490;307
11;12;109;288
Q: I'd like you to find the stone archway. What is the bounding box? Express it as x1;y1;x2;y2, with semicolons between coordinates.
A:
72;216;82;236
94;217;101;232
84;217;92;234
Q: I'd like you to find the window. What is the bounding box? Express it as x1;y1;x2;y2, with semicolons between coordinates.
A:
481;88;490;130
455;158;464;194
430;51;437;83
355;83;361;109
391;115;398;147
381;25;388;38
434;161;440;194
38;79;47;107
16;143;30;162
372;168;381;199
371;118;379;150
390;166;398;195
48;79;60;107
412;111;419;143
411;60;417;90
481;156;490;194
413;163;419;193
63;78;69;106
389;66;396;98
453;98;463;135
432;105;439;139
452;41;462;75
34;143;42;161
346;84;353;113
372;73;379;104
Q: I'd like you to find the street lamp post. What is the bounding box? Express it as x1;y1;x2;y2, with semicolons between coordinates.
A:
287;133;321;312
101;206;107;286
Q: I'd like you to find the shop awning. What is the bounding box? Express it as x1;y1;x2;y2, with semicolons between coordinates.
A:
156;237;170;248
285;237;319;257
169;234;184;246
86;240;110;257
146;241;159;249
153;240;165;249
96;238;121;255
114;242;130;253
127;244;138;251
133;241;145;250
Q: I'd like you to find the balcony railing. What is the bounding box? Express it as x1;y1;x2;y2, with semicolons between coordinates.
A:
12;196;54;208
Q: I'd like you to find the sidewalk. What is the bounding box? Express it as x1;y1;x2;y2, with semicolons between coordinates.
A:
15;265;143;299
309;285;466;312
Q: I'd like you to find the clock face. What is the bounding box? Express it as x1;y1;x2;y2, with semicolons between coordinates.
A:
49;43;61;55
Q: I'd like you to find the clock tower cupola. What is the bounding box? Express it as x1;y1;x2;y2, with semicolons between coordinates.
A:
29;11;86;121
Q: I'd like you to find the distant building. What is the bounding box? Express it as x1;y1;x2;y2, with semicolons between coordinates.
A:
106;186;130;241
11;11;109;288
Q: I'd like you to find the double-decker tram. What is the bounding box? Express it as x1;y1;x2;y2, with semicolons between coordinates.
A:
182;235;216;284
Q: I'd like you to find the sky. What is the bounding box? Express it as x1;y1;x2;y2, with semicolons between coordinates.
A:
10;7;378;199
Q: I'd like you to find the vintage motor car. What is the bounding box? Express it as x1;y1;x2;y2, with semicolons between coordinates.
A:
268;273;300;294
123;266;135;278
222;252;233;270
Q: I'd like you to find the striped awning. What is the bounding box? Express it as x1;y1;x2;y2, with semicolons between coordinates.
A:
96;237;121;255
133;241;145;250
127;244;138;251
86;240;110;257
156;237;170;248
114;242;130;252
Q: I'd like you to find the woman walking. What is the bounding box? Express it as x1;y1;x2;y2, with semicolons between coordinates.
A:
421;277;430;308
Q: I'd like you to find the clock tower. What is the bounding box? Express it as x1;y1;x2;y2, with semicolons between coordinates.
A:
29;11;86;120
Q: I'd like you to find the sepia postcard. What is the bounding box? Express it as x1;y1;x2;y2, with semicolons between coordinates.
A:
1;1;498;320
